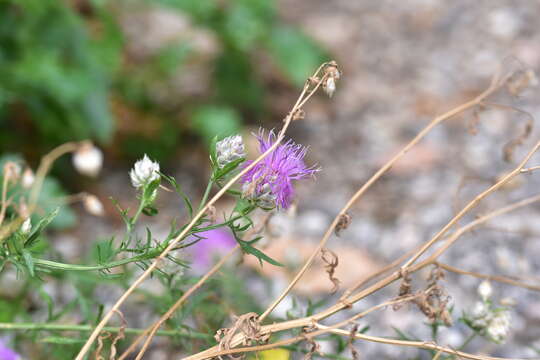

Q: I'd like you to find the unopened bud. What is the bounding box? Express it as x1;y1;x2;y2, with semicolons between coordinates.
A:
21;218;32;234
21;168;35;189
478;280;493;301
83;194;105;216
73;142;103;177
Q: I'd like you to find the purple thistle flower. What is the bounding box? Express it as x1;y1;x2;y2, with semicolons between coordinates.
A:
0;340;19;360
241;130;318;209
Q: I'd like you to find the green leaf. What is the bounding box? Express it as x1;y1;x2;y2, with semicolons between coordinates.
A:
191;105;242;145
142;205;159;216
237;239;283;267
160;172;193;218
24;207;59;248
213;157;245;180
21;249;35;276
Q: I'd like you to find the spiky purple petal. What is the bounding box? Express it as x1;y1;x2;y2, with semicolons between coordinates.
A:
241;130;318;209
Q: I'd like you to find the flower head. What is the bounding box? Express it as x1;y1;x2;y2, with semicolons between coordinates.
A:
241;130;318;209
72;142;103;177
130;155;160;189
216;135;245;168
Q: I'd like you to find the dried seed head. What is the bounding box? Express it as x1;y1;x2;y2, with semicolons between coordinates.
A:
322;61;341;98
130;154;160;188
83;194;105;216
21;168;35;189
73;142;103;177
216;135;245;168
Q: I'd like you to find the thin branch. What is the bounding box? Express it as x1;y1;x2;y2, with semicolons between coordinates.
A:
259;68;504;322
436;262;540;292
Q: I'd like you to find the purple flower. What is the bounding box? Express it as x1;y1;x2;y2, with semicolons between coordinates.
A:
0;340;19;360
241;130;318;209
189;227;236;271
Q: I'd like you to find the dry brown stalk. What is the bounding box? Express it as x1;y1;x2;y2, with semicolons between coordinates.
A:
182;157;540;360
74;62;335;360
436;262;540;292
258;69;507;324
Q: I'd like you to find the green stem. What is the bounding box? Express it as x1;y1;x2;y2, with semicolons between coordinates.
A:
0;322;212;340
31;213;249;272
198;180;214;212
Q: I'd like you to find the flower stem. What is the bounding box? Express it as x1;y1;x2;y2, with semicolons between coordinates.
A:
0;322;212;340
198;180;214;212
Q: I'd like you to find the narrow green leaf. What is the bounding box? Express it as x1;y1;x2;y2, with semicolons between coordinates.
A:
24;207;60;247
22;250;35;277
238;239;283;267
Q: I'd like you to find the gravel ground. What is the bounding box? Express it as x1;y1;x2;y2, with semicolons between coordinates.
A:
276;0;540;358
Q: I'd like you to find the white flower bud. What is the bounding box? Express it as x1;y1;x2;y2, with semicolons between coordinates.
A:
73;142;103;177
216;135;245;168
130;154;160;188
83;194;105;216
21;168;35;189
478;280;493;301
21;218;32;234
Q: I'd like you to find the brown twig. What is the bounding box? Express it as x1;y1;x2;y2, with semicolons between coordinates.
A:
436;262;540;292
259;66;505;323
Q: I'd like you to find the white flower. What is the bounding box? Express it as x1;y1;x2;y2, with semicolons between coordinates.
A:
21;168;35;189
83;194;105;216
216;135;245;168
73;142;103;177
478;280;493;301
130;154;160;188
486;310;511;343
21;218;32;234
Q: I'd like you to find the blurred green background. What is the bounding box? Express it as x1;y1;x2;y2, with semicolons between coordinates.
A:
0;0;327;163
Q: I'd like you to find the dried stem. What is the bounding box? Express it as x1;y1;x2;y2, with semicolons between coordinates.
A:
259;68;504;322
436;262;540;292
182;192;540;360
